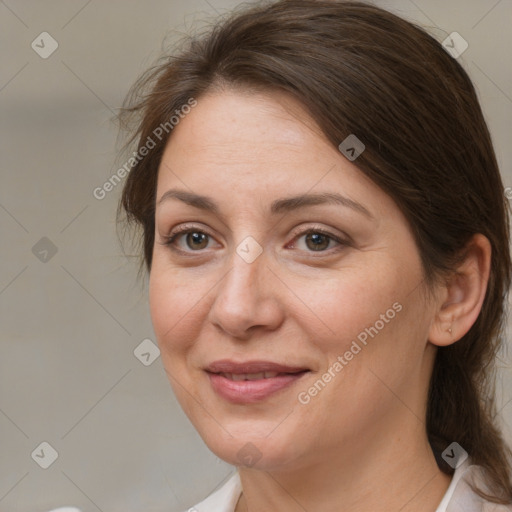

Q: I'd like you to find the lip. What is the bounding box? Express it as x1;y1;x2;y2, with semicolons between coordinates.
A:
206;360;309;374
205;359;310;404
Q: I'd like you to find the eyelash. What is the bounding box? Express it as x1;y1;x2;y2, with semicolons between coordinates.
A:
160;223;350;256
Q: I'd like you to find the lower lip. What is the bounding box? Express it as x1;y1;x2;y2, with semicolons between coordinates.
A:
207;372;308;404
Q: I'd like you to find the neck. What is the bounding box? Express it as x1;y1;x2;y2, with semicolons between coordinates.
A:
235;422;451;512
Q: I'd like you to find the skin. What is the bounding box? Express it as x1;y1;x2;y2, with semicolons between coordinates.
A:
149;88;491;511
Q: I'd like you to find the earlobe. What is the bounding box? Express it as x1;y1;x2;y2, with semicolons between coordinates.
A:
428;234;491;347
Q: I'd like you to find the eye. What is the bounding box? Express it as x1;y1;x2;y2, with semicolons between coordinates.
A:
161;225;218;253
160;224;349;256
288;227;348;253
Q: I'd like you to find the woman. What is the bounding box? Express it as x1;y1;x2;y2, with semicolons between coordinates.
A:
116;0;512;510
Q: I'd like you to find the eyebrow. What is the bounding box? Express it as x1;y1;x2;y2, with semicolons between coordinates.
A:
156;189;373;219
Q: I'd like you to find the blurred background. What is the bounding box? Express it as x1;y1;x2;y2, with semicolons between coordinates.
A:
1;0;511;511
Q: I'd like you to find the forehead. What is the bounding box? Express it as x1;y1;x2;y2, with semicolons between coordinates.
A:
158;90;340;185
170;89;327;154
154;89;394;224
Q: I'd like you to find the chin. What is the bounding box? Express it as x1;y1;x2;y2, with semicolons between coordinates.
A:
197;423;304;471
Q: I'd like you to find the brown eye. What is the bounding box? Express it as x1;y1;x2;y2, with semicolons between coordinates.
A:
304;232;330;251
163;226;217;253
185;232;209;250
290;228;347;254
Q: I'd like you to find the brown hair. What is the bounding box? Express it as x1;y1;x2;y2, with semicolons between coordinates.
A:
117;0;512;503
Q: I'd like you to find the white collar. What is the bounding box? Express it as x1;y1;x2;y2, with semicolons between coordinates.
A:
435;458;478;512
191;471;242;512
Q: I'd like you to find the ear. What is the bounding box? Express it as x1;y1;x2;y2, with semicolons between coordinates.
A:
428;234;491;347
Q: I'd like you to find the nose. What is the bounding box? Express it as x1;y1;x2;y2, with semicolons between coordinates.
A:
207;247;285;340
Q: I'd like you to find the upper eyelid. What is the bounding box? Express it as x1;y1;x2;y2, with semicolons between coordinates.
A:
167;223;217;241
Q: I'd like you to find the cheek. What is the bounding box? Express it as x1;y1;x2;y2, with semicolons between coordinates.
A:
294;266;402;356
293;282;426;432
148;263;211;418
295;259;427;406
148;262;205;358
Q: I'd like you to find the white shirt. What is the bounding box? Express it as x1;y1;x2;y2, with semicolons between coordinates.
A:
183;458;512;512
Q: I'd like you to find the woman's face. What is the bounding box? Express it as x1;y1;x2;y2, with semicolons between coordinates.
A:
150;89;438;470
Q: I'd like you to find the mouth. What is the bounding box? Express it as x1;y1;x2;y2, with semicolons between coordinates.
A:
216;371;305;381
205;360;310;403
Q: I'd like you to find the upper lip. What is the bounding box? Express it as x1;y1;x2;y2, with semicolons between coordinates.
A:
205;360;310;374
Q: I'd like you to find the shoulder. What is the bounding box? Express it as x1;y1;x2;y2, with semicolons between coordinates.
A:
182;471;242;512
437;459;512;512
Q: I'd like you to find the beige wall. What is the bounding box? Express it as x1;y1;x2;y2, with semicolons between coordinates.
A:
1;1;511;510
